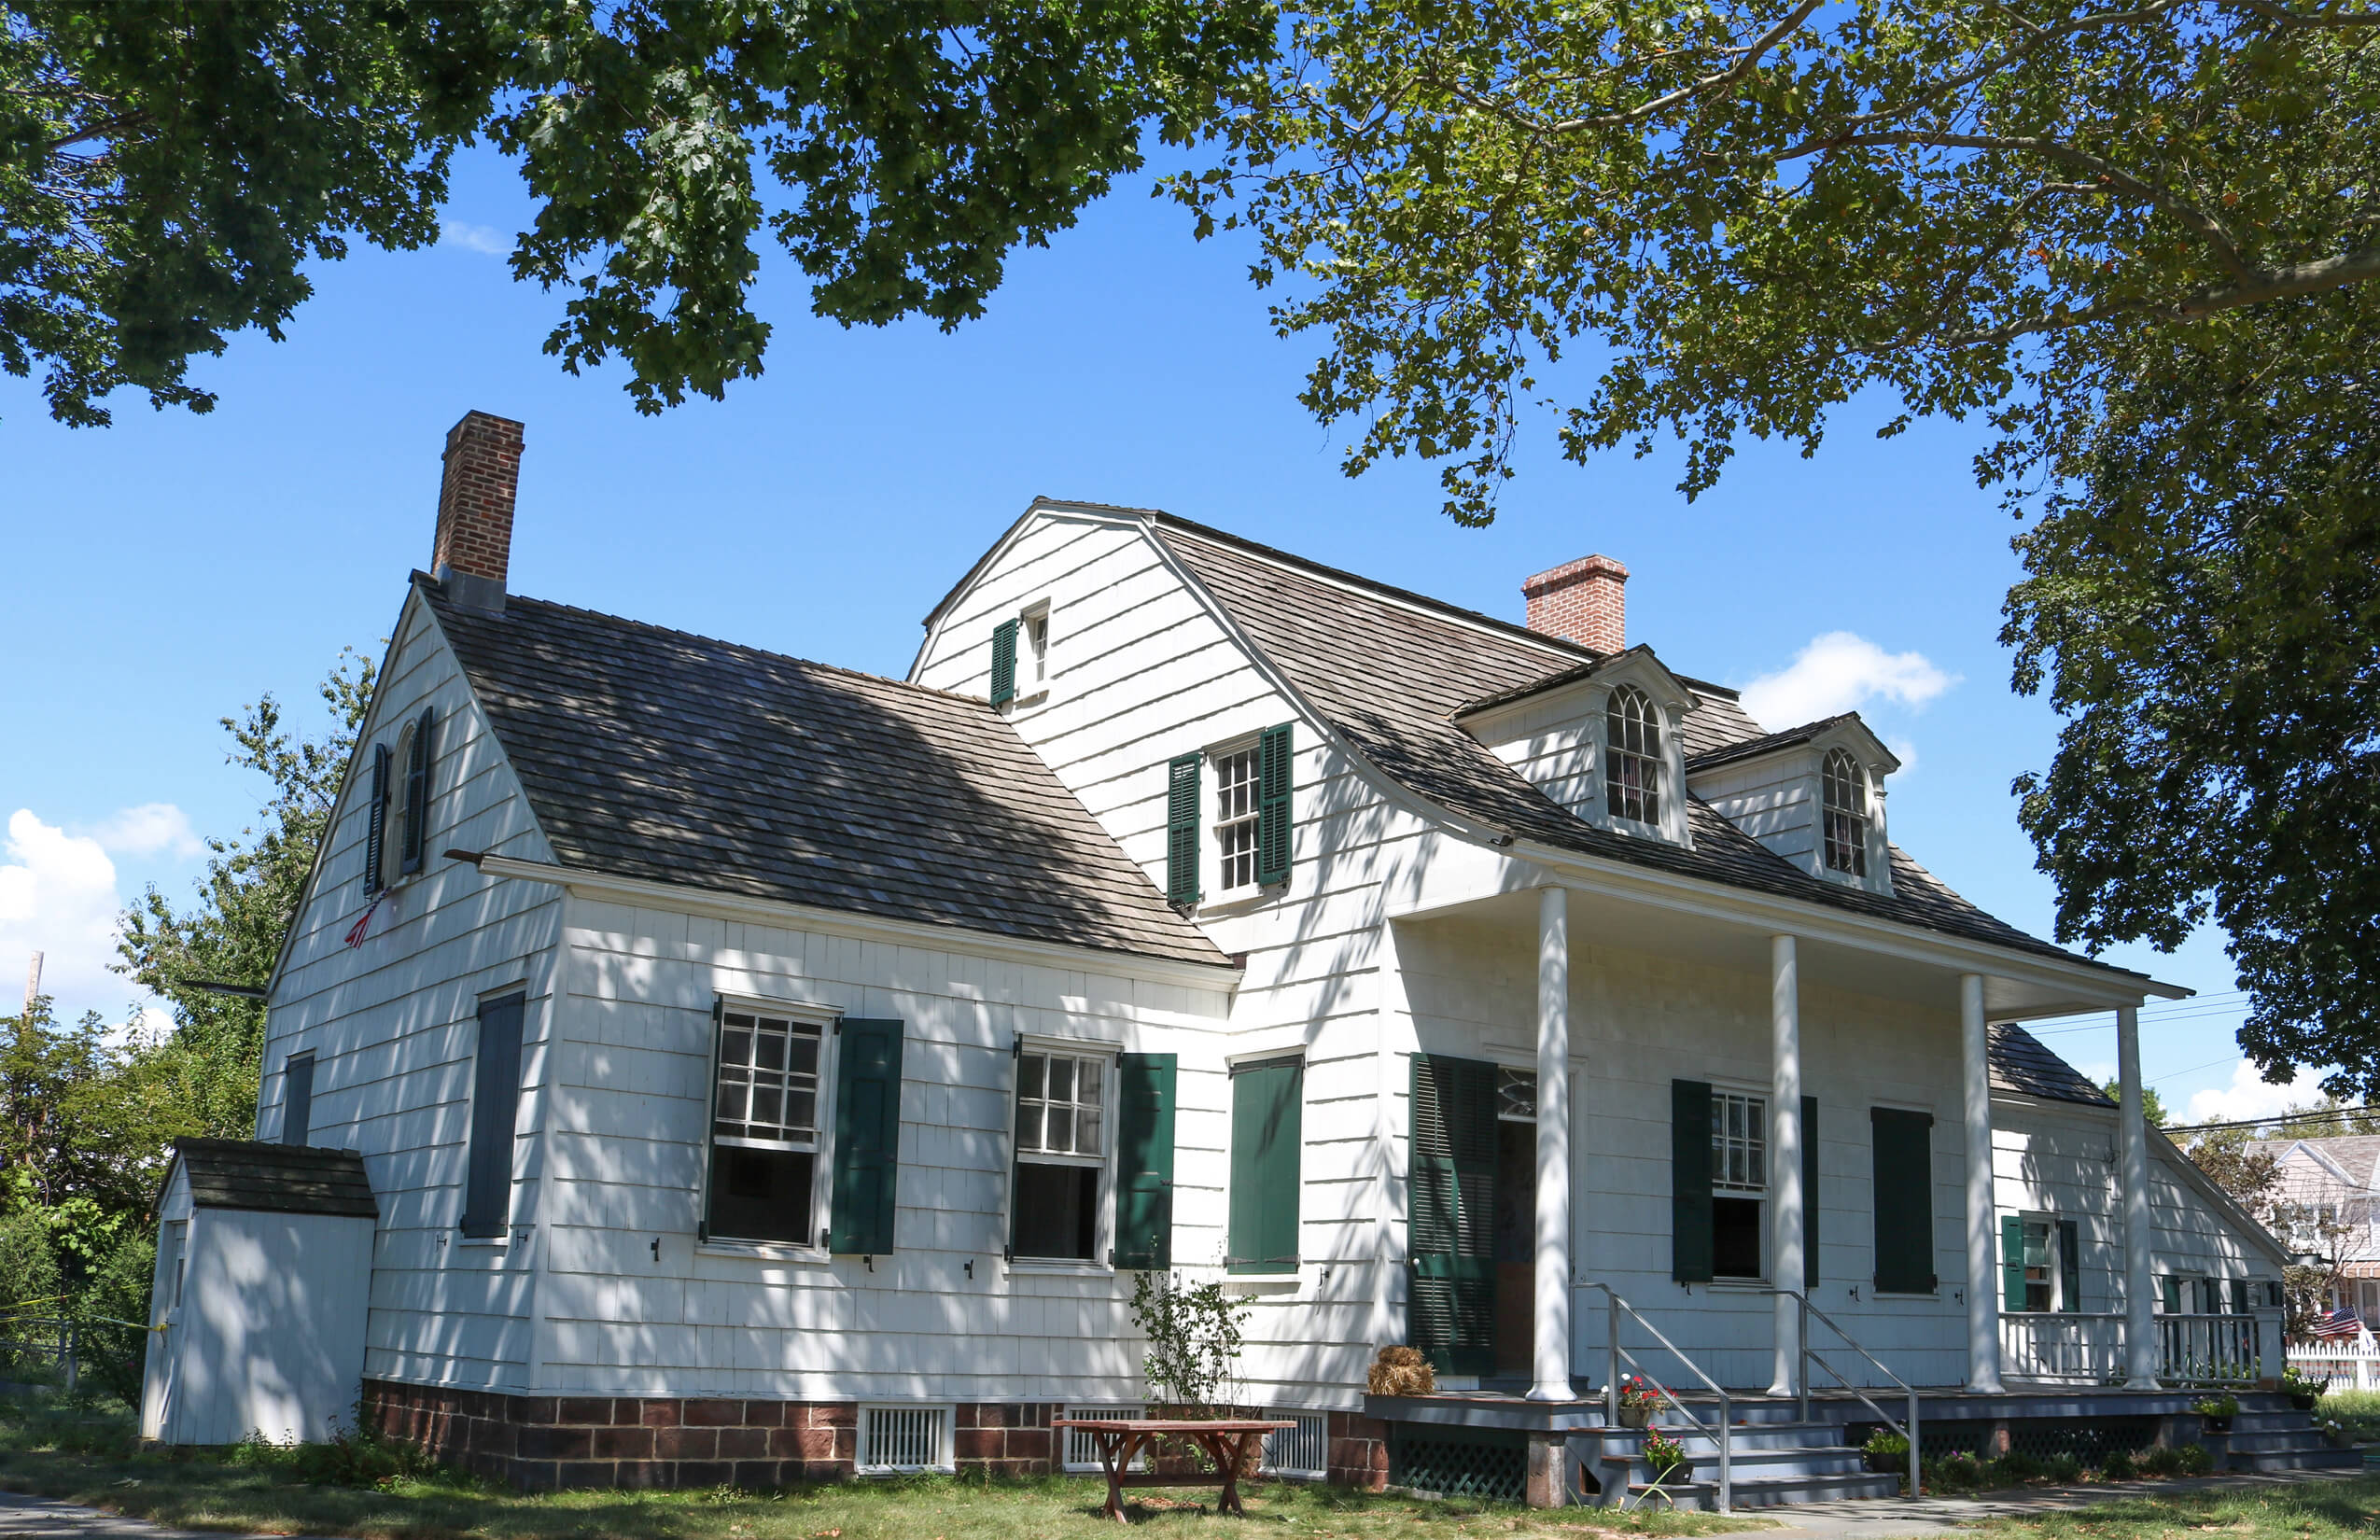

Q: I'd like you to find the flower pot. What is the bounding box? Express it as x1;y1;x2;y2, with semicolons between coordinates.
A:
2290;1393;2319;1411
1648;1461;1688;1485
2203;1416;2233;1435
1617;1407;1652;1430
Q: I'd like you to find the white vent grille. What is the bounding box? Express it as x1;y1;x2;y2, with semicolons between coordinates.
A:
1062;1404;1146;1472
1261;1411;1329;1479
857;1404;952;1474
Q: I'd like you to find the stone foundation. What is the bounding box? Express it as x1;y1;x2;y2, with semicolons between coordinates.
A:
363;1379;1390;1493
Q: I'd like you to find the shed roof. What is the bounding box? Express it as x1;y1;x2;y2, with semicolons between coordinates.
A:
172;1139;378;1219
425;582;1226;970
1142;511;2137;974
1987;1023;2117;1108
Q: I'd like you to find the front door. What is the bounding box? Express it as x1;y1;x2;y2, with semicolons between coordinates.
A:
1492;1105;1538;1376
1410;1054;1497;1375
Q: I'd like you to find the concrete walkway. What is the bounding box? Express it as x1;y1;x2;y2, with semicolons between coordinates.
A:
1758;1468;2368;1539
0;1493;309;1540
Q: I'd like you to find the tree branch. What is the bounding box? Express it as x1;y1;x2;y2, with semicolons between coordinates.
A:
1913;241;2380;351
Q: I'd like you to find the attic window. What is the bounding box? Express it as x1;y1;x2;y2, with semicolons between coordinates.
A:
1822;749;1869;876
1604;687;1662;825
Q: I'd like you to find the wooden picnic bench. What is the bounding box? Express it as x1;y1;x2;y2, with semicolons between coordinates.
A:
1050;1418;1296;1522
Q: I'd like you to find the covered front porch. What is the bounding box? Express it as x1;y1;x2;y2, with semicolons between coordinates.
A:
1374;867;2208;1413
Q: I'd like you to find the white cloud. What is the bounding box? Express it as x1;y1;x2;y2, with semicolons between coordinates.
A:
2079;1060;2116;1085
84;802;202;860
0;809;131;1019
2186;1060;2311;1124
1739;632;1959;732
439;220;509;257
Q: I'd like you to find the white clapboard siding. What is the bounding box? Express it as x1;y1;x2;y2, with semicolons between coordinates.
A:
260;592;563;1393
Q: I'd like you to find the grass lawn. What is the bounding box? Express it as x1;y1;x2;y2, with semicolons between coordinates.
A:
0;1407;1755;1540
1969;1477;2380;1540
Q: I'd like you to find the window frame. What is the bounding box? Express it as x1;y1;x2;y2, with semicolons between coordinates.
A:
700;994;841;1256
379;719;416;890
1020;600;1051;702
1008;1037;1118;1267
1709;1085;1770;1282
1603;684;1666;831
2013;1211;2066;1312
1208;735;1267;901
1821;749;1869;877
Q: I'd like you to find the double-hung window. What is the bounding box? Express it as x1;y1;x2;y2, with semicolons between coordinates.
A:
2002;1213;2079;1312
1605;686;1663;826
708;1007;828;1247
1014;1050;1109;1261
1212;747;1262;894
1711;1089;1767;1279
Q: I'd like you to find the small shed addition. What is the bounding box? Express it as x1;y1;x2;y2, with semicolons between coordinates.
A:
140;1140;378;1446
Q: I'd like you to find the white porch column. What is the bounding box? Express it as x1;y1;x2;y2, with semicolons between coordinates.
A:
1961;973;2004;1392
2118;1004;2161;1388
1529;886;1575;1402
1769;935;1804;1397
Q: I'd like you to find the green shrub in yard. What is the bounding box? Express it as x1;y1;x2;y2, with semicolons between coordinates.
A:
2048;1452;2083;1483
2140;1445;2184;1477
2102;1447;2138;1479
2177;1442;2214;1476
1862;1429;1909;1474
1998;1449;2046;1481
1934;1451;1983;1489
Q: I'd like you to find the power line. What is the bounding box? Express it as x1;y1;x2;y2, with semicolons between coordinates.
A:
2161;1104;2380;1137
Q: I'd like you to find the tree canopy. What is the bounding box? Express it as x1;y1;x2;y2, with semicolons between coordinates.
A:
2;0;1273;423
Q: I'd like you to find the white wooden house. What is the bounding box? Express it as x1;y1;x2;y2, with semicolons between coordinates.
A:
159;412;2327;1502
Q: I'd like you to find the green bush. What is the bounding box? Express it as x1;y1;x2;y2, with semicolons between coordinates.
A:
67;1230;155;1407
2101;1448;2137;1479
1934;1451;1983;1489
221;1407;441;1491
1863;1429;1910;1474
2176;1441;2214;1476
2048;1452;2083;1483
2139;1445;2184;1477
1998;1449;2046;1481
0;1213;63;1316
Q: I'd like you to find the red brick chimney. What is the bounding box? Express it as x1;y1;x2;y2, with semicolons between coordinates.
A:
431;410;525;611
1522;554;1628;652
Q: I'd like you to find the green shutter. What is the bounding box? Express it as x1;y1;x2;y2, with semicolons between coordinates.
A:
1114;1053;1176;1268
1409;1054;1497;1374
2162;1276;2181;1313
2002;1214;2027;1310
828;1019;904;1253
400;709;434;874
1869;1107;1936;1294
1228;1058;1303;1273
2061;1219;2082;1313
1256;722;1294;887
460;993;525;1237
1672;1079;1714;1283
1802;1095;1819;1283
363;744;389;892
1166;753;1201;906
990;619;1019;706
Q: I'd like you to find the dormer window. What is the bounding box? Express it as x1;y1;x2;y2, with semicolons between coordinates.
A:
1605;686;1663;825
1822;749;1869;877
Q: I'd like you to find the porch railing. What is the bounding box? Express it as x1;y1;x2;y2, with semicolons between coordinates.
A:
1583;1281;1732;1512
1777;1287;1918;1499
2000;1312;2125;1384
2159;1313;2261;1386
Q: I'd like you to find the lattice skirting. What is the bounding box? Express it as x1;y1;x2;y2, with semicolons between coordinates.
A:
1386;1423;1529;1504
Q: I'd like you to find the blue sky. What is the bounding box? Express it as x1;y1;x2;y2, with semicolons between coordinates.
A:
0;147;2301;1122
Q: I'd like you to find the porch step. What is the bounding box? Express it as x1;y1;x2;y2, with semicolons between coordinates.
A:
1619;1471;1904;1509
2225;1443;2361;1473
1584;1421;1849;1452
1601;1443;1873;1484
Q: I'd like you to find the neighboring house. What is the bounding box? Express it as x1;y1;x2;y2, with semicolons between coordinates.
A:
152;412;2291;1496
2265;1136;2380;1326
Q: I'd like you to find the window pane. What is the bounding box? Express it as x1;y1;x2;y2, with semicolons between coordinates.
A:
1714;1197;1762;1279
707;1146;814;1244
1018;1103;1044;1153
1019;1055;1044;1101
1047;1105;1075;1153
1077;1107;1101;1153
722;1026;752;1066
1048;1056;1074;1104
753;1085;782;1127
1014;1162;1100;1260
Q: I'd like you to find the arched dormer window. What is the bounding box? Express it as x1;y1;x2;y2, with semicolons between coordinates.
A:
1605;686;1662;825
1822;749;1868;876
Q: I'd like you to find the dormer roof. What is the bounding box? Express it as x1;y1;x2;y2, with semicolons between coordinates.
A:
1454;644;1705;725
1687;712;1902;777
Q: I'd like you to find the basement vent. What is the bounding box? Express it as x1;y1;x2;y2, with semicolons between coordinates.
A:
1062;1404;1146;1472
857;1404;953;1475
1262;1411;1329;1480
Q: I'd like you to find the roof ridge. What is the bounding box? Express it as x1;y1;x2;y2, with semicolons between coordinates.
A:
421;577;992;709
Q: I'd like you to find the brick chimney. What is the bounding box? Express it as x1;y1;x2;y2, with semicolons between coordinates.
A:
431;410;525;612
1522;554;1628;652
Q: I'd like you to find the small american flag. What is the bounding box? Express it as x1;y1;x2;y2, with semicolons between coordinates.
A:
343;895;384;948
2306;1306;2363;1339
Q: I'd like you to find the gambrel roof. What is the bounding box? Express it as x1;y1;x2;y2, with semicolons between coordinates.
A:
424;580;1227;970
1138;510;2138;975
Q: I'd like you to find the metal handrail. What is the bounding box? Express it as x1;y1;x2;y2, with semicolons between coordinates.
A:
1772;1287;1919;1497
1581;1281;1732;1512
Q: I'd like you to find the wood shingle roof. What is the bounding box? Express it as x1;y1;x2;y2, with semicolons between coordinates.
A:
425;582;1226;971
173;1139;378;1218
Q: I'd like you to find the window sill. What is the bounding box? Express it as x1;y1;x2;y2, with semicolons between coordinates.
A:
1705;1278;1771;1293
1198;886;1281;917
698;1239;833;1265
1007;1258;1113;1277
1225;1277;1301;1296
455;1234;509;1250
1872;1289;1940;1300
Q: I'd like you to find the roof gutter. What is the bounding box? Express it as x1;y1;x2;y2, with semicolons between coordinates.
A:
445;849;1243;993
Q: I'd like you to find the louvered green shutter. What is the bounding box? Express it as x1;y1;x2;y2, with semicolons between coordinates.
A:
1228;1057;1303;1273
2162;1276;2180;1313
829;1019;904;1253
1114;1053;1175;1268
2003;1214;2027;1309
1408;1053;1497;1373
2228;1276;2247;1315
460;993;525;1237
1672;1079;1714;1283
1166;754;1201;906
1256;722;1293;887
1802;1095;1820;1282
1869;1107;1937;1293
990;619;1019;706
400;710;435;874
2062;1219;2083;1312
363;744;389;892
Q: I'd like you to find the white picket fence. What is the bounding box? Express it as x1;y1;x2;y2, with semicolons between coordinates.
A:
2290;1328;2380;1390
